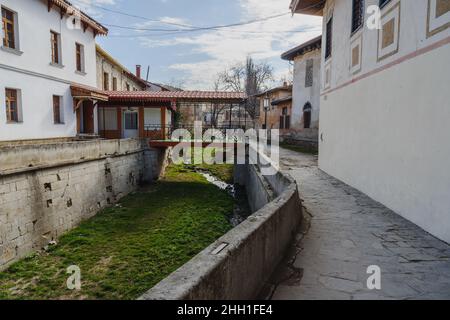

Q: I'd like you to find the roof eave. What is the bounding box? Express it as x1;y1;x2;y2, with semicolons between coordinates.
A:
290;0;325;16
281;36;322;61
48;0;108;35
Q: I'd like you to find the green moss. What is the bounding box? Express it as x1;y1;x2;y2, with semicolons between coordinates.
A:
280;142;318;155
0;165;233;300
184;147;235;183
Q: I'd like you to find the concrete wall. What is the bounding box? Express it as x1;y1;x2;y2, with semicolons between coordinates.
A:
0;0;98;141
318;0;450;242
240;164;274;213
0;139;170;270
0;139;143;175
140;162;302;300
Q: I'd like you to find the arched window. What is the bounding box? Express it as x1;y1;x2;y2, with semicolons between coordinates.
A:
303;103;312;129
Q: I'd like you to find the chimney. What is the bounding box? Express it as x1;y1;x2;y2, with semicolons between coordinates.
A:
136;65;141;79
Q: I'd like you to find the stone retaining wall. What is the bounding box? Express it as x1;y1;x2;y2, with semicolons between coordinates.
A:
0;139;169;270
140;161;302;300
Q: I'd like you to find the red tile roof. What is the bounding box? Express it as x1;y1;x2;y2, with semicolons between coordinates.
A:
70;83;246;103
106;90;247;102
71;83;108;97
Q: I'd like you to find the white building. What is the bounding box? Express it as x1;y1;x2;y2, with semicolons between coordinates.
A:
291;0;450;242
96;45;147;92
281;36;322;145
0;0;107;142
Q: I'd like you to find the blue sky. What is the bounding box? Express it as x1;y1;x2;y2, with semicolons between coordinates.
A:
72;0;322;90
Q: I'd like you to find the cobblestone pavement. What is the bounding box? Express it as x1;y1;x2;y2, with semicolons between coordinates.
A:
269;148;450;300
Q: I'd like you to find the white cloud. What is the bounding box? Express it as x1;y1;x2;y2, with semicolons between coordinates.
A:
138;0;322;89
69;0;117;18
133;16;192;33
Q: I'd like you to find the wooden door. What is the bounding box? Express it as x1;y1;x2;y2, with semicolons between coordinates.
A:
83;101;95;134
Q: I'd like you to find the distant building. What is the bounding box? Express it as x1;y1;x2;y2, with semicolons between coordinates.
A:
291;0;450;242
0;0;107;142
146;82;181;92
96;45;147;91
256;83;292;132
281;36;321;146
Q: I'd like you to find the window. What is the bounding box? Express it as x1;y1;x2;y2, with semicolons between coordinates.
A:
280;108;290;130
5;88;19;123
124;112;138;130
305;59;314;87
50;31;61;65
303;103;312;129
2;6;17;49
325;17;333;59
126;83;130;91
75;43;84;72
112;77;118;91
351;0;365;34
53;95;63;124
103;72;109;90
379;0;392;9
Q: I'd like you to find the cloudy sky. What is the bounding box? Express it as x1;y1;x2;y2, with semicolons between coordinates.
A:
71;0;322;90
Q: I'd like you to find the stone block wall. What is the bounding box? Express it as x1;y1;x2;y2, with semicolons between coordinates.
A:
0;140;170;270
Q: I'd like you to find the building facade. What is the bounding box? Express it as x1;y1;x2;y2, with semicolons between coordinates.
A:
256;84;292;132
292;0;450;242
281;36;321;145
0;0;107;142
96;45;147;92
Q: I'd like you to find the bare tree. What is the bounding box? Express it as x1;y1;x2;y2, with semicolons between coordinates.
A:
209;79;229;127
217;56;273;121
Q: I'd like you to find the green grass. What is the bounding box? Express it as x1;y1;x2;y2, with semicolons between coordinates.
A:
0;165;233;300
182;147;235;184
280;142;318;155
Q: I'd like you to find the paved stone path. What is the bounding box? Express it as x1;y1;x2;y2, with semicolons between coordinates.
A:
269;148;450;300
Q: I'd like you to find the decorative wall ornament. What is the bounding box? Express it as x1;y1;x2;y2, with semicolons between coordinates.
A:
427;0;450;38
377;1;401;62
350;35;363;75
324;60;332;90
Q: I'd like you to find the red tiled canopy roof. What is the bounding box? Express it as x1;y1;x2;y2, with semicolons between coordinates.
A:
70;83;246;103
105;90;247;102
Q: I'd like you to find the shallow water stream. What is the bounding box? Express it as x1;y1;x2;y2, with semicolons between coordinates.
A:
198;171;251;227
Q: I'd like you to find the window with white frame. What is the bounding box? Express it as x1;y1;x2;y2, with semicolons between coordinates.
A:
325;17;333;60
53;95;64;124
5;88;22;123
351;0;365;34
2;6;19;50
75;43;85;73
50;30;62;65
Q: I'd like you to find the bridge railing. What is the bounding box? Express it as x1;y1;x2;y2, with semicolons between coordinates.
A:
143;124;255;141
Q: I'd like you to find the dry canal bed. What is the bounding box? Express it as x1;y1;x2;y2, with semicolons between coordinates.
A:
0;164;236;300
